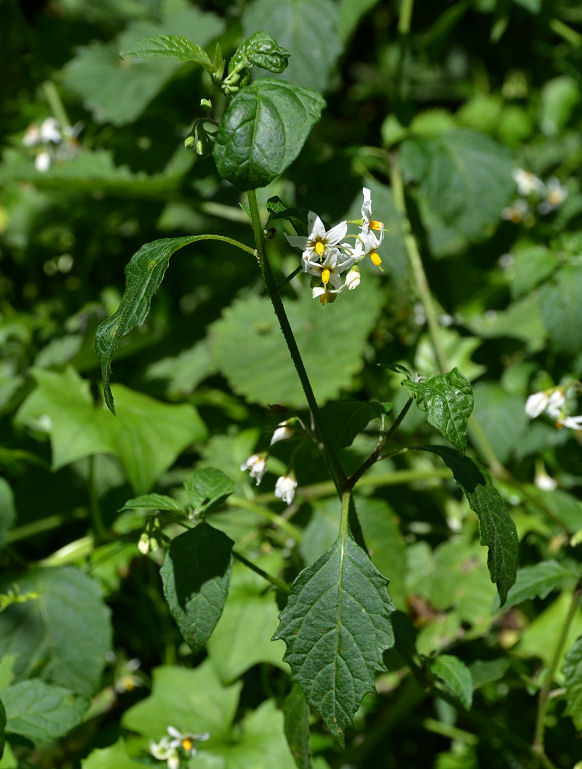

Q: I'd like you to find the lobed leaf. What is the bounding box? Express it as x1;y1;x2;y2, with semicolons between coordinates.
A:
213;79;325;190
185;467;235;514
403;368;473;453
421;446;518;605
563;634;582;730
120;34;214;71
429;654;473;710
161;523;233;654
274;529;395;743
1;680;88;742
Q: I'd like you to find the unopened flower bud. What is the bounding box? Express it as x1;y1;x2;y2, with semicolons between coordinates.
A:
345;268;360;290
138;532;150;555
270;420;294;445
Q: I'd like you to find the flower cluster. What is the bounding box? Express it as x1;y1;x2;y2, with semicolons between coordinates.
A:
525;385;582;430
150;726;209;769
286;187;384;305
22;117;82;172
240;420;298;504
502;168;567;223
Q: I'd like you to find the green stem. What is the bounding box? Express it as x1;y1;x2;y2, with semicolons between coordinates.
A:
7;510;88;543
294;467;452;499
190;233;256;257
533;585;582;756
549;17;582;46
42;81;71;131
227;495;303;541
88;456;106;541
398;0;415;35
232;550;290;592
246;189;347;493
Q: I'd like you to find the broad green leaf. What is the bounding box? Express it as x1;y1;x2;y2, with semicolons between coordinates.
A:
0;567;111;697
160;523;233;654
120;493;185;513
209;281;383;408
0;479;15;549
229;31;290;74
121;34;214;70
83;740;145;769
145;340;217;398
208;556;288;683
322;400;384;450
563;635;582;730
274;530;395;743
2;680;88;742
62;5;223;125
242;0;341;90
471;383;529;464
400;129;514;241
430;654;473;710
494;560;580;611
185;468;235;514
511;245;558;299
95;236;200;412
403;368;473;453
518;592;582;676
540;76;580;135
415;328;486;382
463;292;546;352
524;488;582;533
283;683;311;769
422;446;518;605
338;0;380;42
538;264;582;355
470;658;510;689
0;700;4;759
0;657;15;691
214;79;325;190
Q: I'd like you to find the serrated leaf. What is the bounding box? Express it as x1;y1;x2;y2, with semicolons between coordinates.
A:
161;523;233;654
242;0;342;90
120;34;214;70
283;683;311;769
2;680;88;742
421;446;518;605
274;529;395;743
0;568;111;697
403;368;473;453
563;635;582;730
322;400;384;450
120;493;185;513
214;79;325;190
494;560;580;611
185;467;235;514
430;654;473;710
95;237;199;412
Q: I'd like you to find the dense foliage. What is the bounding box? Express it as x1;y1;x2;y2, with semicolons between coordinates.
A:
1;1;582;768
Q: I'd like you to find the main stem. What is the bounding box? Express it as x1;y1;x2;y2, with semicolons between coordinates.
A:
246;190;347;493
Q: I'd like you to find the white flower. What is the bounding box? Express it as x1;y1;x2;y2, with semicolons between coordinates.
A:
40;117;62;144
545;389;566;419
150;736;174;761
270;420;294;445
22;124;41;147
350;227;384;268
345;267;360;290
35;151;51;173
275;472;297;505
303;247;354;290
538;177;567;214
151;727;209;768
361;187;385;238
286;212;347;263
525;391;551;418
312;285;343;305
501;198;529;223
535;470;557;491
241;453;267;485
558;414;582;430
138;533;150;555
512;168;544;196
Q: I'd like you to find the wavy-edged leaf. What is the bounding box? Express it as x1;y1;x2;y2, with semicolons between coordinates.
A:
229;31;290;75
185;467;235;514
214;79;325;190
95;237;199;412
2;680;88;742
161;523;233;654
429;654;473;710
563;634;582;730
274;529;395;744
403;368;473;453
121;34;214;70
494;560;581;611
421;446;518;605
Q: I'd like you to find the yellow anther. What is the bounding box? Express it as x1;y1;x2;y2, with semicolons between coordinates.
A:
548;190;562;205
315;241;325;256
370;219;384;231
182;738;193;751
122;676;135;691
370;251;382;267
321;267;331;285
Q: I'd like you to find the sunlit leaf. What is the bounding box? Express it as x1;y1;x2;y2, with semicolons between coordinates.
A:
429;654;473;709
563;635;582;730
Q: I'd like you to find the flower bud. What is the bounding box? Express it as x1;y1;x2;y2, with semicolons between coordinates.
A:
345;268;360;290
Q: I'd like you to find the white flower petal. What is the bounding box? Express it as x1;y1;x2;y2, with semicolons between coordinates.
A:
525;392;549;418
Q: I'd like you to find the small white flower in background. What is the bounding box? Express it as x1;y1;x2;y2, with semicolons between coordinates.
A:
545;389;566;419
240;453;267;485
270;420;294;445
512;168;544;196
535;470;557;491
525;385;582;430
538;177;567;215
275;472;297;505
501;198;529;224
345;267;360;290
150;727;210;769
559;414;582;430
22;124;41;147
40;117;62;144
35;151;51;173
525;391;552;418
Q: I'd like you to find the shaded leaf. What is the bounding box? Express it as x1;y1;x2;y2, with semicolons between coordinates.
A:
563;634;582;730
0;479;16;550
494;560;580;611
82;740;145;769
403;368;473;453
160;523;233;654
120;493;185;513
421;446;518;605
430;654;473;710
185;467;235;514
214;79;325;190
322;400;384;450
538;264;582;355
2;680;88;742
283;683;311;769
274;530;394;743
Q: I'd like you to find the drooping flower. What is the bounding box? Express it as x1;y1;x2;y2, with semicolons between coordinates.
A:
275;472;297;505
270;420;294;446
345;266;360;290
534;469;557;491
240;453;267;485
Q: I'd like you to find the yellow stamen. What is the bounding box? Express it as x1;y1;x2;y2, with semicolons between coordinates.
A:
548;190;562;205
509;210;523;224
121;676;135;691
315;241;325;256
321;267;331;285
370;219;384;231
370;251;382;267
182;738;193;751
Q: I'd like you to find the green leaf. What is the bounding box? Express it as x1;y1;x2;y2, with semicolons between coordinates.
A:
322;400;384;450
120;493;185;513
518;592;582;676
563;635;582;730
470;658;510;689
471;383;529;464
160;523;233;654
0;699;4;759
82;740;145;769
274;530;395;743
429;654;473;710
0;567;111;697
145;340;217;398
213;79;325;190
209;281;383;408
494;560;580;611
403;368;473;453
538;264;582;355
421;446;518;605
511;245;558;299
229;31;290;74
242;0;342;90
2;680;88;742
0;479;15;549
338;0;381;42
95;236;200;412
283;683;311;769
400;129;514;241
185;467;235;514
120;34;214;70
